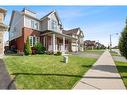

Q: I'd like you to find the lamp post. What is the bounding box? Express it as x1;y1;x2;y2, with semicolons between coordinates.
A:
109;33;119;51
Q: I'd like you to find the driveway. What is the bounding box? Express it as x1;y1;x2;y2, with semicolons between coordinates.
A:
0;59;16;89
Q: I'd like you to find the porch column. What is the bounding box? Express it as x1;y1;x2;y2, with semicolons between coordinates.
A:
76;40;78;52
43;36;45;47
63;36;65;53
52;33;55;53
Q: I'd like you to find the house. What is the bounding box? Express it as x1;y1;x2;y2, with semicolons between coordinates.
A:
63;28;84;52
9;8;84;54
84;40;106;50
0;8;8;57
84;40;96;50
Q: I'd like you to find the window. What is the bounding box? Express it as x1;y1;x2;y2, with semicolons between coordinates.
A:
29;36;33;47
31;20;34;28
29;36;39;47
31;20;39;30
33;36;36;46
51;20;57;31
35;23;39;30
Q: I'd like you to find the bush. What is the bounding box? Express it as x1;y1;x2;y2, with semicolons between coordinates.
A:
118;19;127;59
46;51;54;55
34;42;46;54
24;37;32;55
54;51;62;56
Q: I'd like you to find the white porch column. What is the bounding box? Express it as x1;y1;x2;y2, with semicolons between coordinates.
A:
63;36;65;53
52;33;56;53
56;37;57;52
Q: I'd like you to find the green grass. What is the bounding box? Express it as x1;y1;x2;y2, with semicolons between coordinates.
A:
115;61;127;88
110;51;120;56
84;50;105;55
4;54;96;89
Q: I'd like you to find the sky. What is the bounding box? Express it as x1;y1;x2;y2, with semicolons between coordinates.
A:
2;6;127;47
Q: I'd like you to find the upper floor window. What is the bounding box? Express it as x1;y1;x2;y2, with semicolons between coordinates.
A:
31;20;39;30
31;20;34;29
51;20;57;31
35;23;39;30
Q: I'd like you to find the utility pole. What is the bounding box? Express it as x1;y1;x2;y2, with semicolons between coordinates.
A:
109;33;118;52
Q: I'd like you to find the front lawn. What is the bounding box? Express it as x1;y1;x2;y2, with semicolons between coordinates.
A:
115;61;127;88
4;54;96;89
110;51;120;56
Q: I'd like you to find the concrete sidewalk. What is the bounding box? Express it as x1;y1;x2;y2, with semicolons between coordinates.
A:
74;50;126;90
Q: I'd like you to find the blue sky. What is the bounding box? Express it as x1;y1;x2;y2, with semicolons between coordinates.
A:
2;6;127;47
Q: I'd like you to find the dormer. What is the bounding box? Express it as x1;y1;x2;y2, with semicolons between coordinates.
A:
22;8;36;18
0;8;7;23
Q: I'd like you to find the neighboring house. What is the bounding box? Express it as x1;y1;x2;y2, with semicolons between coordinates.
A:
63;28;84;52
9;8;84;54
84;40;96;50
0;8;8;57
84;40;106;50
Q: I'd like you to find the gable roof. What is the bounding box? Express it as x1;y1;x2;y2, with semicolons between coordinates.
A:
63;28;84;37
40;10;62;25
8;10;17;31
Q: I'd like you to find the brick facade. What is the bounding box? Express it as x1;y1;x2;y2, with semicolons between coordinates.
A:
9;27;40;53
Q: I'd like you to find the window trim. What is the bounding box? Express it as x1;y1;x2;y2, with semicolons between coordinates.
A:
31;20;34;29
29;36;39;47
51;20;57;31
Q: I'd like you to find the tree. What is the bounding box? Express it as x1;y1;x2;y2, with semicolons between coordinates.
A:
24;37;32;55
118;18;127;59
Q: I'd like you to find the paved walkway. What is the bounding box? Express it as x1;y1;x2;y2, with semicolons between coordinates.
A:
0;59;16;89
74;50;126;89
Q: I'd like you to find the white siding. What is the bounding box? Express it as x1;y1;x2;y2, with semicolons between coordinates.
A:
9;11;24;41
40;18;48;31
24;16;40;30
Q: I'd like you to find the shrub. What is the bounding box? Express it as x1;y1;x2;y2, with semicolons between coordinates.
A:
46;51;54;55
54;51;62;56
118;19;127;59
24;37;32;55
34;42;46;54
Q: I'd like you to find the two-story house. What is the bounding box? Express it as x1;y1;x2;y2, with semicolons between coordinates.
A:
9;8;84;54
0;8;8;57
63;28;84;52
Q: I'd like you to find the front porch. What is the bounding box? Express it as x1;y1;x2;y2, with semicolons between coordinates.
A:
40;31;77;53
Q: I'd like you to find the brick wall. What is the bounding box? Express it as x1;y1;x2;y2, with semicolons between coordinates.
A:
10;27;40;53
